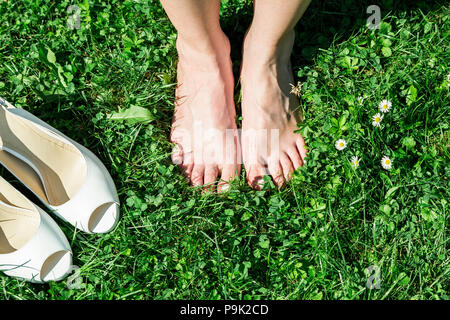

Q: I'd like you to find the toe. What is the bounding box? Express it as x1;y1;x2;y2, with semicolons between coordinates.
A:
218;164;240;193
287;146;303;170
246;164;268;190
171;143;183;166
190;165;205;187
203;165;219;191
267;159;285;188
181;150;194;179
280;153;294;181
296;135;308;163
181;162;194;179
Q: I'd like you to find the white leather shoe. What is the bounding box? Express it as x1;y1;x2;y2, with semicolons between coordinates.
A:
0;176;72;283
0;97;120;234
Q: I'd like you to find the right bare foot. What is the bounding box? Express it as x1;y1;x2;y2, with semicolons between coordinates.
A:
170;33;240;192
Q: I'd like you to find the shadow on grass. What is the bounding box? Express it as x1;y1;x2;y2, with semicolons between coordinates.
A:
220;0;442;76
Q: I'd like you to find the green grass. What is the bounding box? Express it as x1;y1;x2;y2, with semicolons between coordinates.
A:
0;0;449;300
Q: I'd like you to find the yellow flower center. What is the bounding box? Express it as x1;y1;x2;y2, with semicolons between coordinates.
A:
340;143;344;147
376;117;380;122
383;104;388;109
385;160;390;164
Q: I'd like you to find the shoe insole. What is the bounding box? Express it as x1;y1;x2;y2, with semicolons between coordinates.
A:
0;178;39;254
0;106;86;206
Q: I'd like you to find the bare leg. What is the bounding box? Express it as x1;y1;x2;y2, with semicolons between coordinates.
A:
161;0;240;192
241;0;311;189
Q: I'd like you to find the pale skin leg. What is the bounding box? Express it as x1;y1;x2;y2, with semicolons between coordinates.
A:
160;0;311;191
241;0;311;189
160;0;240;192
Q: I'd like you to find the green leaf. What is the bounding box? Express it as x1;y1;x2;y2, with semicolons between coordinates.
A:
380;172;393;187
397;272;410;286
331;117;339;127
381;47;392;57
402;136;416;150
258;235;270;249
56;65;67;88
388;221;395;232
379;204;391;215
381;38;392;47
109;105;154;124
424;22;433;34
47;48;57;65
310;291;323;300
379;22;392;34
224;209;234;216
342;56;359;69
385;186;400;199
241;211;252;221
338;112;349;130
406;85;417;106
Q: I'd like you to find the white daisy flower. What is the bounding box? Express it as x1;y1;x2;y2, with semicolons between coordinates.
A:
372;113;383;127
378;100;392;113
351;156;360;168
381;156;392;170
335;139;347;151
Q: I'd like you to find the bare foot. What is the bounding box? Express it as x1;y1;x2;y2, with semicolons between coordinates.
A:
170;33;240;192
241;30;307;189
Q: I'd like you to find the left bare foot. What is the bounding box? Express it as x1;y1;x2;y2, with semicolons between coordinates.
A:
240;30;307;189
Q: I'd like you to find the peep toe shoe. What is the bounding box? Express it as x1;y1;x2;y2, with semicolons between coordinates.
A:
0;176;72;283
0;97;120;233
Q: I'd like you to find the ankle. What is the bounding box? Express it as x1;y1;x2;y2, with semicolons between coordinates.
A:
176;32;231;67
243;29;295;65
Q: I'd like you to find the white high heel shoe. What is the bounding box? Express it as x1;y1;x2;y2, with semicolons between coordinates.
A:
0;176;72;283
0;97;120;234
